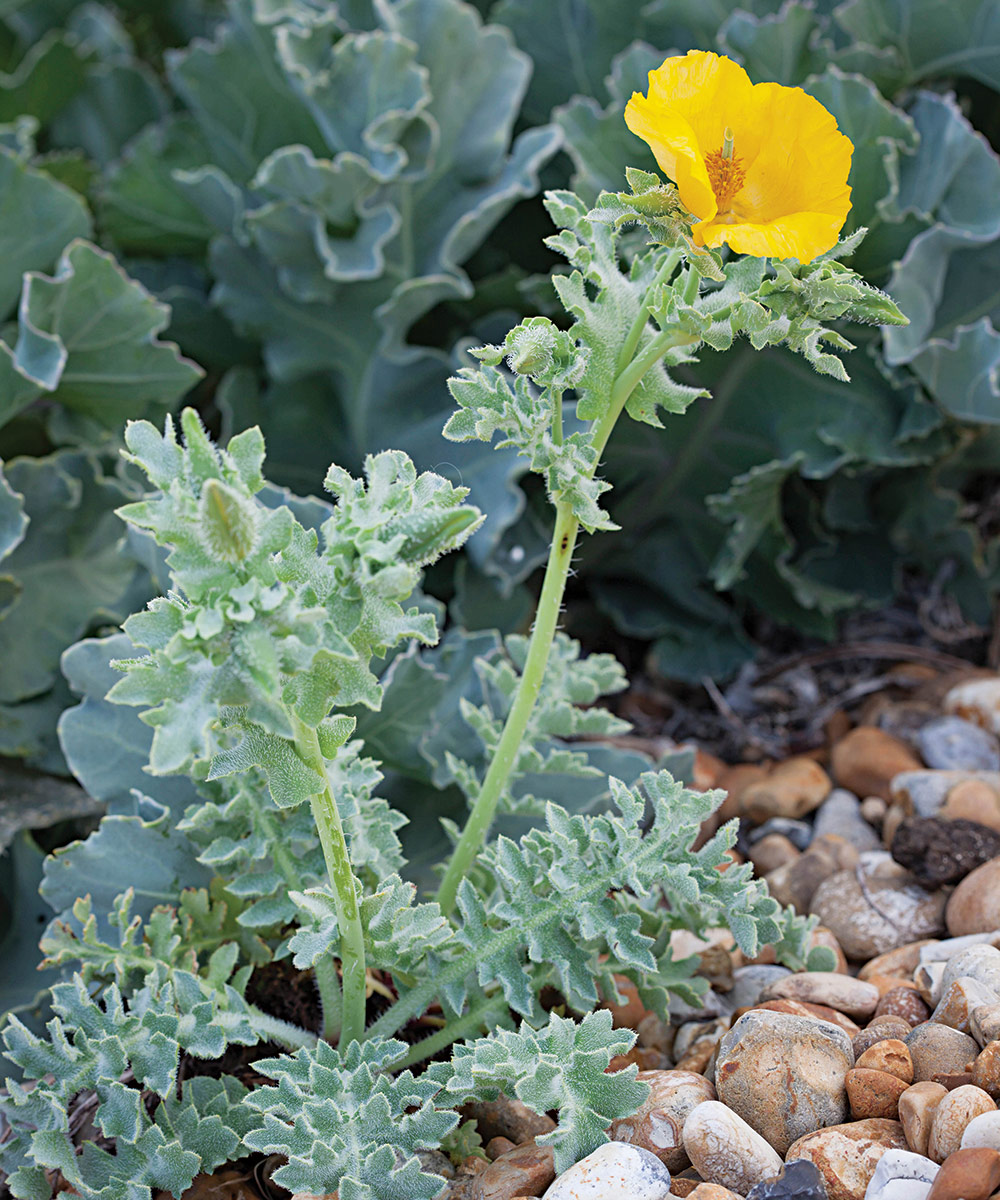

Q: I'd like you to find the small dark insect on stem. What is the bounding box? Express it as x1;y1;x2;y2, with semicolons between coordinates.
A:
560;534;569;552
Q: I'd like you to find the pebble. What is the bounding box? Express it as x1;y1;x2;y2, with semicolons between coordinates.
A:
917;716;1000;772
740;757;831;824
722;967;793;1014
758;972;879;1018
540;1142;672;1200
924;1146;1000;1200
892;818;1000;887
973;1042;1000;1098
607;1071;715;1170
943;779;1000;832
926;1085;996;1161
941;946;1000;996
857;1041;915;1084
811;867;947;961
746;818;814;849
749;835;801;875
786;1119;908;1200
892;772;1000;819
945;677;1000;734
947;858;1000;936
847;1068;910;1119
767;837;859;915
863;1149;938;1200
962;1109;1000;1151
861;943;938;982
715;1011;854;1155
832;728;923;802
905;1024;979;1082
855;1019;918;1059
815;790;883;852
899;1083;949;1156
914;962;947;1007
751;998;860;1037
931;977;1000;1033
687;1186;744;1200
471;1141;555;1200
682;1102;782;1195
876;988;931;1026
972;1005;1000;1046
745;1159;828;1200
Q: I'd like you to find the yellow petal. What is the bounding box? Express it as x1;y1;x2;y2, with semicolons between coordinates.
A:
626;51;755;220
693;211;850;264
737;82;853;235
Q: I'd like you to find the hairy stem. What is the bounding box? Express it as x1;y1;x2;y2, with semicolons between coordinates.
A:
387;993;510;1070
293;719;367;1048
244;1004;319;1050
436;321;693;916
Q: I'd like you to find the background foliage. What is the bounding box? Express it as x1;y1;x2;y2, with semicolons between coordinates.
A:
1;0;999;761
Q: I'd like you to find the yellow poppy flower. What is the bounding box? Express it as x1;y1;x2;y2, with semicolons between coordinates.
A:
625;50;853;264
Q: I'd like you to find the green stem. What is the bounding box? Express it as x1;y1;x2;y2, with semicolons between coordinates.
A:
436;498;580;916
436;327;692;918
256;800;343;1040
387;993;509;1070
616;251;681;375
293;718;367;1049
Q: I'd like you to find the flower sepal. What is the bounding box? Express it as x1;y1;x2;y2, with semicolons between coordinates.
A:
759;257;908;327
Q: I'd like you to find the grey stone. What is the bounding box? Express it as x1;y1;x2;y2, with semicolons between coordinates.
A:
814;789;882;851
904;1022;979;1082
746;1159;828;1200
891;770;1000;818
918;716;1000;772
721;965;792;1013
746;818;813;849
920;932;1000;963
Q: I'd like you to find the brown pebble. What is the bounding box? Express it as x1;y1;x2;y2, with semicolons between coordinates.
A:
933;1072;974;1089
933;977;1000;1034
785;1119;908;1200
607;1047;670;1074
599;974;648;1029
749;834;801;875
758;971;879;1018
947;857;1000;936
846;1067;910;1119
853;1017;914;1058
925;1146;1000;1200
485;1138;516;1160
974;1043;1000;1101
740;757;832;824
899;1081;949;1156
766;836;859;915
860;941;938;982
875;987;931;1025
674;1038;719;1075
927;1084;997;1162
944;779;1000;832
470;1140;555;1200
883;804;907;849
686;1187;744;1200
862;796;888;825
670;1180;703;1198
832;726;923;801
856;1039;914;1084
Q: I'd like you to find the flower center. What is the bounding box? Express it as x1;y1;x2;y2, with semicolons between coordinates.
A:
705;127;747;216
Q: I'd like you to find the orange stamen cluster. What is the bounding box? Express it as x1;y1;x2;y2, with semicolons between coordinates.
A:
705;146;747;213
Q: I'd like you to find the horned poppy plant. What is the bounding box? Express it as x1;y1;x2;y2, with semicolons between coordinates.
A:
625;50;853;264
